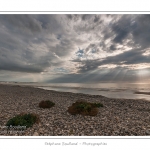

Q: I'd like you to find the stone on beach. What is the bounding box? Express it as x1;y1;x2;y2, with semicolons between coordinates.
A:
0;84;150;136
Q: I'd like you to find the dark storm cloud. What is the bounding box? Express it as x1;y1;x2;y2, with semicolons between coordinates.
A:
72;14;150;73
0;15;42;34
111;14;150;49
100;48;150;65
132;15;150;49
85;44;96;53
0;14;68;74
81;14;92;21
76;60;100;73
66;14;73;20
74;48;150;73
0;62;43;73
111;15;133;43
110;45;116;50
1;14;150;82
94;15;99;23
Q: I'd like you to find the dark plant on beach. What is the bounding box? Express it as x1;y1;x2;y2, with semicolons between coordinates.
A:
93;103;103;108
67;100;103;116
6;113;39;129
39;100;55;108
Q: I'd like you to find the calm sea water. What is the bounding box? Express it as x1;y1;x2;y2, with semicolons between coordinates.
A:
3;82;150;101
33;82;150;101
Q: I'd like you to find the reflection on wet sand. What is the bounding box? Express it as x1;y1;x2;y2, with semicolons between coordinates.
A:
135;91;150;95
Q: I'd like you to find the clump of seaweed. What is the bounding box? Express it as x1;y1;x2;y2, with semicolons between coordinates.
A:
67;100;103;116
6;113;39;129
39;100;55;108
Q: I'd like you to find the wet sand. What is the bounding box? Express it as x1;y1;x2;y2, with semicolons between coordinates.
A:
135;91;150;95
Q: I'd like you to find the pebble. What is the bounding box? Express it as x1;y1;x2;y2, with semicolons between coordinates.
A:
33;132;39;136
146;130;150;135
0;84;150;136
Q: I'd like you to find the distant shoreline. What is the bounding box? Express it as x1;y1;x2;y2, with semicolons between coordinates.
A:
1;82;150;101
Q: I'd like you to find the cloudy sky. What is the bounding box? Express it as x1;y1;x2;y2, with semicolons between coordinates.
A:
0;14;150;83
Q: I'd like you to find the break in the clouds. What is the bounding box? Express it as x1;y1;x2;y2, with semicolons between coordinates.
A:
1;14;150;83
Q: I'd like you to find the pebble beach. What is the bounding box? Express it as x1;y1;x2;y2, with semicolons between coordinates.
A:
0;84;150;136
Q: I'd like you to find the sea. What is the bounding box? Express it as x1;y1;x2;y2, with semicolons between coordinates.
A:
3;82;150;101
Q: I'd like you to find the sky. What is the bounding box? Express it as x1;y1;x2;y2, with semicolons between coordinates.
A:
0;14;150;83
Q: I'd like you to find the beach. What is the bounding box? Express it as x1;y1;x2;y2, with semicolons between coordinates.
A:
0;84;150;136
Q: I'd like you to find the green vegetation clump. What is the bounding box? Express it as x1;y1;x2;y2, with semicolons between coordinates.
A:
39;100;55;108
67;101;103;116
6;113;39;129
93;103;104;108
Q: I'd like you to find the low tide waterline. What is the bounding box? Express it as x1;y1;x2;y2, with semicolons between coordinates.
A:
2;82;150;101
35;82;150;101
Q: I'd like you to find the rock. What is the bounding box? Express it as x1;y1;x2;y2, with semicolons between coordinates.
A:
93;131;97;134
39;128;44;133
146;130;150;135
33;132;39;136
114;131;120;135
